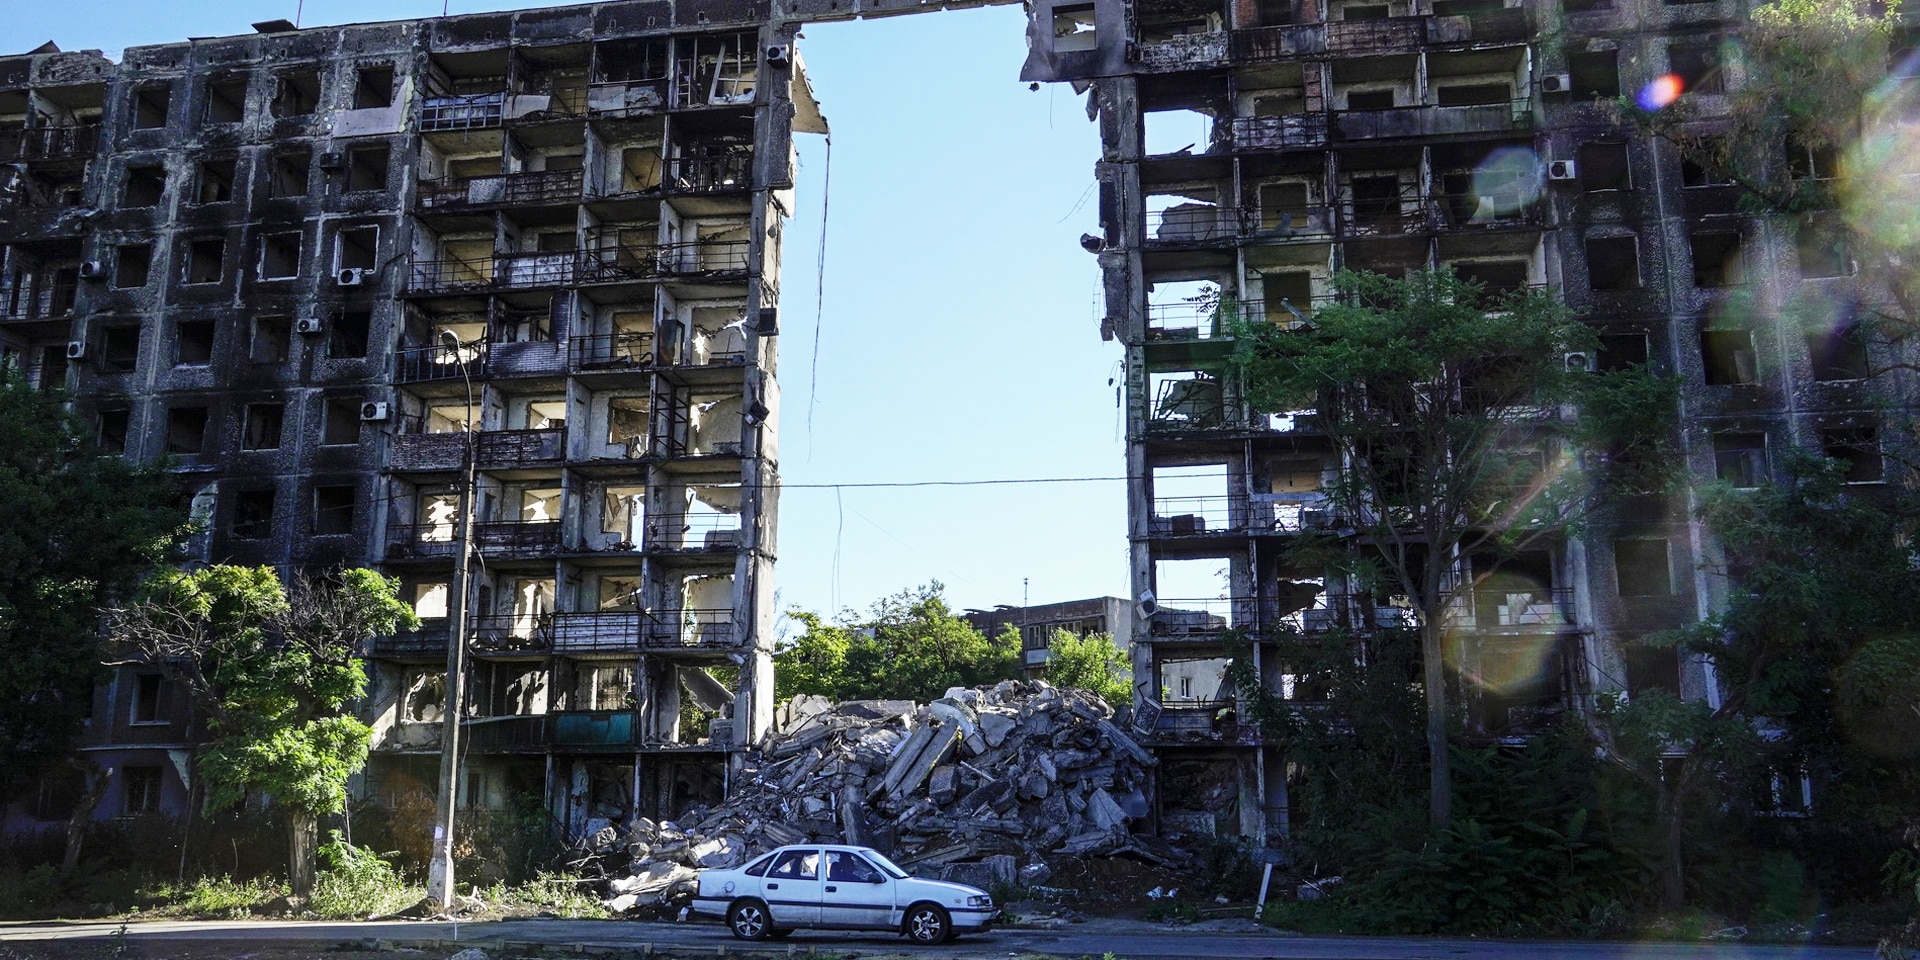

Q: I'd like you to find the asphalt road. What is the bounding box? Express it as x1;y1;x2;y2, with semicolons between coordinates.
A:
0;917;1888;960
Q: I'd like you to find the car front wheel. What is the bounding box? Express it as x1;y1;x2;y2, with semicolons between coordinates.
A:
728;899;772;941
904;903;951;944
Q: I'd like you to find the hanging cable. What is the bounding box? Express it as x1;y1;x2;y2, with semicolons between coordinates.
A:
806;135;832;459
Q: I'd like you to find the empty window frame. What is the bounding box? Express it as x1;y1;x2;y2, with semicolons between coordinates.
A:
132;84;170;129
336;227;378;271
122;766;163;813
1690;231;1744;286
1682;150;1733;188
1568;50;1621;98
123;165;165;206
175;319;215;365
329;310;371;359
1798;217;1853;278
1052;3;1099;53
260;232;302;279
313;485;356;535
271;70;321;118
1787;134;1839;182
1597;332;1649;371
251;315;291;364
98;325;140;374
1808;324;1870;381
269;149;310;197
203;76;247;124
1669;42;1725;95
1347;88;1396;110
183;239;225;284
1623;644;1681;697
1586;235;1640;290
1563;0;1613;11
1821;425;1883;483
1700;328;1757;385
353;65;395;109
322;397;362;445
346;143;390;192
242;402;285;450
96;409;130;452
166;406;210;453
1435;83;1511;107
195;159;236;203
231;489;276;539
1579;142;1630;191
114;244;152;288
1712;431;1768;487
1615;538;1674;597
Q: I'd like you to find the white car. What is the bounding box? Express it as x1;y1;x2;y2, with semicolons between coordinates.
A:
690;843;999;943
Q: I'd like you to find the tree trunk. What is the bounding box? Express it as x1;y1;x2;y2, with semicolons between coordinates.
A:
288;811;317;899
61;760;111;873
1422;616;1451;827
1659;783;1687;911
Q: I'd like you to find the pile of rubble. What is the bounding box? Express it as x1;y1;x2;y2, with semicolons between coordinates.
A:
576;680;1174;914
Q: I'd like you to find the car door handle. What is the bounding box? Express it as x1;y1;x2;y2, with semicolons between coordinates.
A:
825;885;837;892
766;882;779;890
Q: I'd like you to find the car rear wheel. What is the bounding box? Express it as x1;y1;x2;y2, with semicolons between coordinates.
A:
728;899;772;940
904;903;951;944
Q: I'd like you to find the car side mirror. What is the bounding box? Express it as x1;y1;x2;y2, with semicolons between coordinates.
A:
868;876;887;884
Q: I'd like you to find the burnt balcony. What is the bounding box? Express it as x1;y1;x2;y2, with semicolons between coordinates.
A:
1449;586;1575;632
471;613;552;653
587;78;669;117
1334;99;1533;142
464;714;549;750
1228;113;1331;152
1150;596;1265;638
642;608;739;649
1325;16;1428;53
417;168;584;210
551;710;637;748
1228;24;1321;63
421;92;505;132
572;331;656;370
660;153;753;194
0;125;99;162
405;251;578;296
383;523;459;560
549;610;639;653
367;621;451;658
387;427;566;472
395;341;487;383
645;512;743;552
474;519;562;558
1146;297;1317;341
1150;496;1239;536
1275;593;1420;635
656;239;751;277
1139;700;1252;744
1145;203;1336;246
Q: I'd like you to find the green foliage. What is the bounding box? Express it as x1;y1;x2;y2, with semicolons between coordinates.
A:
483;872;611;919
1043;629;1131;705
308;831;415;919
0;369;188;800
775;583;1021;701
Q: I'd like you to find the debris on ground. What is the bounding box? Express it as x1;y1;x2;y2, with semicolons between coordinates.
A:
568;680;1174;914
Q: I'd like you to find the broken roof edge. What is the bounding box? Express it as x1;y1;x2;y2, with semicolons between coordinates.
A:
791;45;830;136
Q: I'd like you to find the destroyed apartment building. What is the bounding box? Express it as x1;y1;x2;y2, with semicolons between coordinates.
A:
5;0;1916;855
1019;0;1920;842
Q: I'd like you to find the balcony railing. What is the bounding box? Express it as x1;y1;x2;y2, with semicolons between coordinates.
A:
1150;496;1236;535
642;608;738;649
552;710;636;747
1147;298;1318;340
1151;597;1263;637
645;513;743;551
549;611;639;653
587;79;670;117
0;125;99;162
1334;99;1534;141
1325;15;1428;52
395;341;487;383
418;168;584;209
1449;586;1575;630
471;613;551;652
473;519;561;558
657;239;752;276
367;622;450;658
572;331;656;369
387;428;565;471
1228;113;1330;151
1275;594;1420;635
464;714;548;750
661;154;753;193
421;92;505;132
384;523;459;559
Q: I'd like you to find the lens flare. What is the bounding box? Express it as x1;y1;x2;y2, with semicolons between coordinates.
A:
1638;74;1684;111
1470;146;1546;219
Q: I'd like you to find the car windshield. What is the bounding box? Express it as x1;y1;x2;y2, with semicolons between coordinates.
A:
860;849;910;879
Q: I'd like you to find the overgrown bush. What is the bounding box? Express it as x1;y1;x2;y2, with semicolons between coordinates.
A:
308;831;415;919
484;872;608;918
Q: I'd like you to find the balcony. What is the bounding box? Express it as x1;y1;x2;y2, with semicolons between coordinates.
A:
421;92;505;132
1333;99;1533;142
656;239;752;277
383;523;458;560
1145;203;1336;246
474;519;561;559
395;341;487;383
1228;25;1320;62
551;609;751;654
1228;113;1331;152
0;125;99;162
1150;597;1263;638
418;168;584;210
1274;594;1419;635
387;427;565;472
464;714;548;750
587;79;669;117
471;613;551;653
367;622;450;658
642;608;739;649
552;710;637;748
1140;700;1252;744
406;251;579;296
1449;586;1575;632
1147;298;1316;341
645;513;743;552
660;154;753;194
572;331;656;370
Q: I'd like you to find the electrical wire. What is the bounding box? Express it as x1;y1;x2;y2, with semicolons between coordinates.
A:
805;135;832;459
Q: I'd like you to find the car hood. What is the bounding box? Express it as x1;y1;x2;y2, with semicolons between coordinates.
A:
900;877;990;901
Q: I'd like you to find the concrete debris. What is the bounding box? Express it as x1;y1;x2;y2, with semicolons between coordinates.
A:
446;951;490;960
579;680;1174;914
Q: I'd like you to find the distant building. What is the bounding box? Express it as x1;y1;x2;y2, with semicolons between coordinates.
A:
963;597;1133;677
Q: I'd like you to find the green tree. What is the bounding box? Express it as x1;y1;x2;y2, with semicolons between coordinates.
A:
1593;453;1920;910
111;565;416;897
0;369;187;802
775;583;1020;702
1230;268;1679;827
1043;629;1131;705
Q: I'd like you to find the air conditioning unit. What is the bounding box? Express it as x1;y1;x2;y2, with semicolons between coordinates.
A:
1540;73;1573;95
1136;590;1158;620
1547;160;1578;181
359;401;390;422
764;44;790;64
1565;351;1595;372
295;317;325;335
755;306;778;336
64;340;87;360
78;260;107;280
316;151;346;170
337;267;369;286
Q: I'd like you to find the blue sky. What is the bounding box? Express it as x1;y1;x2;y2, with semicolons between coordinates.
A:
3;2;1127;627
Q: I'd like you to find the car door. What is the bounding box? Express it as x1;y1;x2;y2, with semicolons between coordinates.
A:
819;849;892;928
760;848;823;927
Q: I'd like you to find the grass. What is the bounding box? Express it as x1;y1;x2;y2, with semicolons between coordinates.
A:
132;876;286;919
479;872;610;919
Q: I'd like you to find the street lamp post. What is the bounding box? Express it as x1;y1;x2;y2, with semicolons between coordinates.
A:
425;330;477;910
